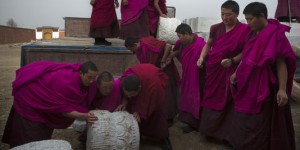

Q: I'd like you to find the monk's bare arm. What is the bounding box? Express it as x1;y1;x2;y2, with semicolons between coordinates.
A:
276;57;288;106
115;98;128;111
63;111;98;123
154;0;167;17
197;38;213;68
161;43;171;62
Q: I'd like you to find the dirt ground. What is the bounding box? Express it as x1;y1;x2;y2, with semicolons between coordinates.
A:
0;39;299;150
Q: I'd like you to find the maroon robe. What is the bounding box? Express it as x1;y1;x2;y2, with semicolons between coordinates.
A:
137;36;180;121
121;64;169;139
275;0;300;20
89;0;120;38
120;0;150;39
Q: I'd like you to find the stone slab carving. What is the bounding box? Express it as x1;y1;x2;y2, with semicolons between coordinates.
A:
10;140;72;150
87;110;140;150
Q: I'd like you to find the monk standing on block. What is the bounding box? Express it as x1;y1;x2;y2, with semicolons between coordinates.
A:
197;0;251;140
124;36;180;124
147;0;168;37
117;64;172;150
229;2;296;149
89;0;120;45
2;61;99;148
120;0;150;39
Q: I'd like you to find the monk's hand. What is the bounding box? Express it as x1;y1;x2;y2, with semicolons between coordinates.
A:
115;0;119;8
221;58;232;68
122;0;128;6
160;14;168;18
115;100;127;111
160;61;167;70
277;89;288;107
197;57;204;68
86;112;98;124
230;72;236;85
90;0;96;6
133;112;141;123
114;104;125;111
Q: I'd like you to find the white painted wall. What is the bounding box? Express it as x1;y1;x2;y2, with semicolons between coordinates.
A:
36;31;43;40
52;32;59;38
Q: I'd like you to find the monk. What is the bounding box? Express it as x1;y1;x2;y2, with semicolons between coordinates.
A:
147;0;168;37
2;61;99;148
229;2;296;149
89;0;120;45
170;23;206;133
117;64;172;150
197;0;251;140
90;71;122;111
120;0;150;39
124;36;180;123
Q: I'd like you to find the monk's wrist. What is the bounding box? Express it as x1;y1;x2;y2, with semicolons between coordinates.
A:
230;58;235;64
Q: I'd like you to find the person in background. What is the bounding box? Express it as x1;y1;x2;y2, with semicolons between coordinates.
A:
229;2;296;149
2;61;99;148
89;0;120;45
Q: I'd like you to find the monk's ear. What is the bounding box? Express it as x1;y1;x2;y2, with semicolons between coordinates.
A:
79;70;84;76
134;43;140;48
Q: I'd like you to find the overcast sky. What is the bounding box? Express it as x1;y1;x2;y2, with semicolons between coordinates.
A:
0;0;277;29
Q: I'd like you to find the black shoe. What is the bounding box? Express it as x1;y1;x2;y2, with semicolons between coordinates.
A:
160;138;173;150
94;41;111;46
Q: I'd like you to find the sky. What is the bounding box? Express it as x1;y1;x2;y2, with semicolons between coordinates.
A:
0;0;277;29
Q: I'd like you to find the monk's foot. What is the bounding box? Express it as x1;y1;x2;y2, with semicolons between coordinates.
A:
181;125;195;133
160;138;172;150
167;119;174;128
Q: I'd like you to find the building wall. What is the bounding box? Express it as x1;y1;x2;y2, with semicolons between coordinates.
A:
0;25;36;44
64;17;90;37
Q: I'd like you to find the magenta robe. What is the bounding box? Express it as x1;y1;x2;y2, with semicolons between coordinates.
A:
121;0;148;25
174;34;206;119
12;61;93;129
121;64;169;139
90;78;122;112
234;19;296;114
201;23;251;110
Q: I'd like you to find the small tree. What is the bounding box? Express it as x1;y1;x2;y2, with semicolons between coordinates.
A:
6;18;17;27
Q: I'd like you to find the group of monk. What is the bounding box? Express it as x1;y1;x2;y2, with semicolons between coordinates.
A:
89;0;167;45
1;0;297;150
